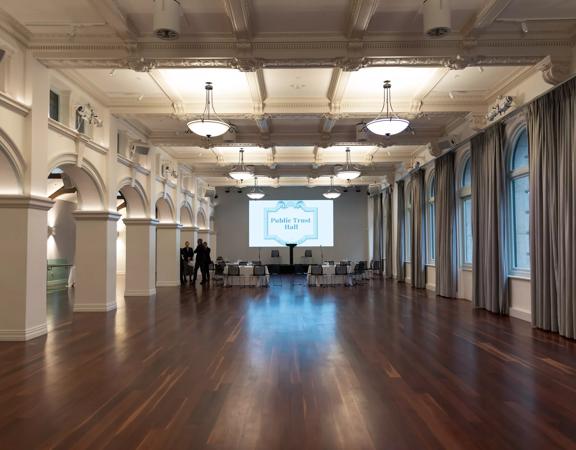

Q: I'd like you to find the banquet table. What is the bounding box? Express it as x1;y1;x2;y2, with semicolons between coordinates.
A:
223;265;270;287
307;264;353;286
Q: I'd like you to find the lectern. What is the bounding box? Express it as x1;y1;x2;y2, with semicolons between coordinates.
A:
286;243;297;266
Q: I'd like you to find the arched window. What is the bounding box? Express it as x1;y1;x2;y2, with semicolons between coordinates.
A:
405;180;412;262
460;156;472;266
508;128;530;274
427;173;436;264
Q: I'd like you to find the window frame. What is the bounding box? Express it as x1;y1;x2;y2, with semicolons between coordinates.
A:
507;127;531;278
459;154;473;269
426;171;436;265
49;90;60;122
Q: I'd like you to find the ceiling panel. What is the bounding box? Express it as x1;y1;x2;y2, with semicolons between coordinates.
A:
264;69;333;99
73;69;165;99
433;66;526;93
158;69;252;102
1;0;101;24
342;67;439;103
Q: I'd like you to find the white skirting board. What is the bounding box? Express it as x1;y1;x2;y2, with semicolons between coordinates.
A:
426;283;436;292
125;288;156;297
0;323;47;341
510;307;531;322
156;281;181;287
73;302;117;312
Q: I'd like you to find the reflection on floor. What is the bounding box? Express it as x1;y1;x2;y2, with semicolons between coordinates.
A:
2;275;576;449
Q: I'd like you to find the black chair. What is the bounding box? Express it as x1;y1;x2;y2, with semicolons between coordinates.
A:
253;265;266;276
226;264;240;287
310;264;323;275
238;261;248;266
252;260;262;266
271;250;280;257
370;260;382;278
304;250;312;257
326;261;335;266
339;261;348;266
335;264;348;275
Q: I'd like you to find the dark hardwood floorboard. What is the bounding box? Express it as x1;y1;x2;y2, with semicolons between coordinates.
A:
1;276;576;449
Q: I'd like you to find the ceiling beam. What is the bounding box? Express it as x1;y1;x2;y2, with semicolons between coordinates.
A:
347;0;380;39
85;0;138;40
222;0;253;40
245;69;267;113
462;0;513;34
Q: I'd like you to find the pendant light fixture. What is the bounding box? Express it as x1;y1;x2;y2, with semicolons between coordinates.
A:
187;82;230;138
246;177;265;199
336;147;361;180
366;80;409;136
323;176;341;199
229;148;254;180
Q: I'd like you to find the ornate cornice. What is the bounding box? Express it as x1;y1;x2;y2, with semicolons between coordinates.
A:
73;211;122;222
123;218;159;226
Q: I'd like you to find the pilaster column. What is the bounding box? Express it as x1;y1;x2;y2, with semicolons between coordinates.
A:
198;229;210;246
73;211;121;312
0;196;53;340
124;218;158;296
156;223;182;287
181;225;199;247
209;230;218;257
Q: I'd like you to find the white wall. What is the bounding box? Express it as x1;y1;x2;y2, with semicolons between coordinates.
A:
215;186;369;263
46;199;76;264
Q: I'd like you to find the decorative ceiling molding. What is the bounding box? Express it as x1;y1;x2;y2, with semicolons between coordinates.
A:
537;55;572;85
222;0;253;40
85;0;139;41
347;0;380;39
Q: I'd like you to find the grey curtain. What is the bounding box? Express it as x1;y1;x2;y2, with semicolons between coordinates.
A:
471;122;509;314
410;170;426;289
384;187;393;279
396;180;405;282
435;152;458;298
528;77;576;338
372;193;383;269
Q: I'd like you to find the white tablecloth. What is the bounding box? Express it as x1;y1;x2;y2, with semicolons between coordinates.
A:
307;265;352;286
224;265;270;287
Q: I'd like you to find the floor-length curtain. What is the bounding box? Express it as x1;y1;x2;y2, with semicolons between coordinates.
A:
396;180;405;282
410;170;426;288
372;193;383;268
384;187;393;279
435;152;457;298
471;122;509;314
528;77;576;338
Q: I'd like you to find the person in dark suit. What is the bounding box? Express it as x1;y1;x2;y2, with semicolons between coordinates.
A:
192;238;207;284
202;241;212;282
180;241;194;284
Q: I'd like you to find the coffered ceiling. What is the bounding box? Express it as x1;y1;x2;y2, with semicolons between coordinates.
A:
1;0;575;186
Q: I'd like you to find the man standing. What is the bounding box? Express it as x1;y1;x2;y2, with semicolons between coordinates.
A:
202;241;212;282
180;241;194;284
192;238;206;285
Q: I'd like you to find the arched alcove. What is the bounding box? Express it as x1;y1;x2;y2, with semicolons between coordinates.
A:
118;178;149;219
196;208;207;229
180;202;194;227
47;156;105;211
0;128;25;195
155;194;175;223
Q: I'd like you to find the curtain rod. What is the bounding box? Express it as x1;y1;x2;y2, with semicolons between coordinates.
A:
395;71;576;183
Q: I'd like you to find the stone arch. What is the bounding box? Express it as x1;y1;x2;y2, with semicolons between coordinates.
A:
47;154;105;210
180;201;194;226
0;127;26;194
196;208;207;229
117;178;149;218
155;192;175;223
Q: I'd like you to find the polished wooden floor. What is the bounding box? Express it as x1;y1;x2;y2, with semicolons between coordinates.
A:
2;276;576;450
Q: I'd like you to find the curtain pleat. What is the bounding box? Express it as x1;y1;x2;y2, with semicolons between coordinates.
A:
372;194;383;268
410;170;426;288
396;180;405;282
471;122;509;314
384;187;393;279
528;77;576;338
435;152;458;298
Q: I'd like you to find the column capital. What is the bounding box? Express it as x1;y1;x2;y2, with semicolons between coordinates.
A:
157;222;183;230
123;218;159;226
73;211;122;222
0;195;54;211
182;226;199;232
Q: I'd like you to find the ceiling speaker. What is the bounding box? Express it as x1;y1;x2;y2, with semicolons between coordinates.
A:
153;0;181;40
423;0;451;38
